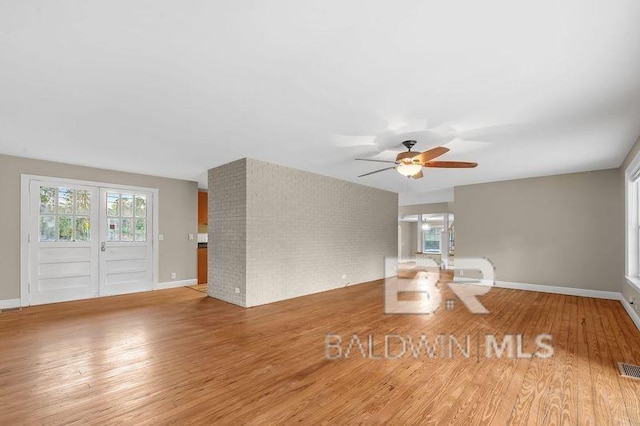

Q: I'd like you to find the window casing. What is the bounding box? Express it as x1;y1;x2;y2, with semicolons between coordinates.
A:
625;153;640;288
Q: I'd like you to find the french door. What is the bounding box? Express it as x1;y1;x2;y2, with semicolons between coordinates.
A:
99;187;153;296
27;179;155;305
28;182;99;305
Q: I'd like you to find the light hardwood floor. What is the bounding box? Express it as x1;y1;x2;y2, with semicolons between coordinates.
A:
187;283;208;293
1;278;639;424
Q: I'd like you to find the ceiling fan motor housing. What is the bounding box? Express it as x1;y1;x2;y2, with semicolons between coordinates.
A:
396;140;421;164
402;140;417;150
396;150;420;163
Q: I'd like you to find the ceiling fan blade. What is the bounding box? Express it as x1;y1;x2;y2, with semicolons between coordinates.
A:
414;147;449;164
355;158;397;164
425;161;478;168
357;167;396;177
412;170;424;179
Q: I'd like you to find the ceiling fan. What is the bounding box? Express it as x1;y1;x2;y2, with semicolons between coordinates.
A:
356;140;477;179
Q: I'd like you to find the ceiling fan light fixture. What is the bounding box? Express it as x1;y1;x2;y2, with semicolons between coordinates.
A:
397;163;422;177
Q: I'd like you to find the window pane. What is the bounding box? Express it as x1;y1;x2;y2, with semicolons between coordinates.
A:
58;188;75;214
135;195;147;218
121;193;134;217
107;193;120;217
39;216;56;241
75;217;90;242
135;219;146;242
107;218;120;242
76;190;91;215
40;187;56;214
121;218;133;241
58;216;73;241
424;227;442;253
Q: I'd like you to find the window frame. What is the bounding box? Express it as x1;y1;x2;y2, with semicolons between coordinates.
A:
423;226;442;254
38;185;92;243
625;151;640;291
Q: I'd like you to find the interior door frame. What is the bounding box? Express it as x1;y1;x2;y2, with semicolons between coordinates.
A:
20;174;160;307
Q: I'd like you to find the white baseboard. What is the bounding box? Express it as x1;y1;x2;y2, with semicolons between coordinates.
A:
494;280;621;300
0;299;21;310
619;297;640;332
155;279;197;290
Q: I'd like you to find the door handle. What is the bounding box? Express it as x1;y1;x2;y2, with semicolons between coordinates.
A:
101;242;106;252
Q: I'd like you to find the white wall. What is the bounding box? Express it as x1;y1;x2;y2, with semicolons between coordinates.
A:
399;202;453;216
399;221;417;259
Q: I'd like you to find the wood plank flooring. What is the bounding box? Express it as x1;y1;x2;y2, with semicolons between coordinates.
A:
1;278;639;424
187;283;208;294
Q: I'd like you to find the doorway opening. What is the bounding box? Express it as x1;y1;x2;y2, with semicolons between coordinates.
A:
398;213;455;269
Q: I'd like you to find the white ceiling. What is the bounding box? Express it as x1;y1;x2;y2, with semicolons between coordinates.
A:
2;0;640;205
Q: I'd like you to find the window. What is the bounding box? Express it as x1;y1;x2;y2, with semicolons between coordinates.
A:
419;213;453;255
626;154;640;286
106;192;147;242
423;226;442;253
39;186;91;242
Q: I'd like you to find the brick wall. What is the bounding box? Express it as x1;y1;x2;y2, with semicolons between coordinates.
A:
209;158;398;307
208;159;247;306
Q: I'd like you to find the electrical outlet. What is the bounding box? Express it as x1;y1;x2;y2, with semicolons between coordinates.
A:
234;287;240;294
188;234;194;240
171;272;177;280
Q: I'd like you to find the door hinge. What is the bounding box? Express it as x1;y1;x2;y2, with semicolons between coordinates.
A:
27;233;31;243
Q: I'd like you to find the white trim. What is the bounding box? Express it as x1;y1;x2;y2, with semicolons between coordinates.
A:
151;190;160;290
625;150;640;282
492;280;621;300
0;299;21;310
156;279;198;290
20;174;161;306
20;176;30;307
625;276;640;294
452;277;495;286
619;297;640;333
